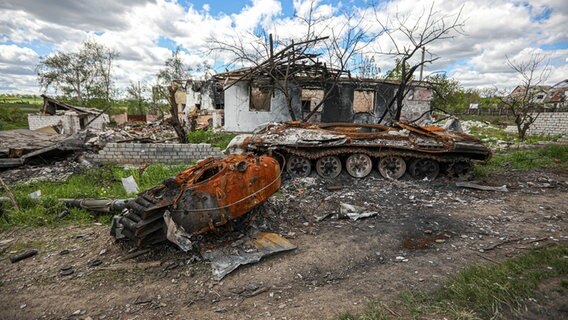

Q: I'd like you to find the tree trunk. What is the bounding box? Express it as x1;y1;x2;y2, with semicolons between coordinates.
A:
168;85;188;143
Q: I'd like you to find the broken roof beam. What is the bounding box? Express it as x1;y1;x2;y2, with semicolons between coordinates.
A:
215;37;332;90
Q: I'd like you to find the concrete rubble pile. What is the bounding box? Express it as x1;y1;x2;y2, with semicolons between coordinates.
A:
84;120;179;150
0;119;179;170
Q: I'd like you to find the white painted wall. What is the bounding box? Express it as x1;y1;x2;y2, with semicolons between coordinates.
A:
224;81;301;132
28;111;109;134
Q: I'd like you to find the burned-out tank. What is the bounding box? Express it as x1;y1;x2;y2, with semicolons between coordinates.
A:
111;153;281;249
226;121;491;180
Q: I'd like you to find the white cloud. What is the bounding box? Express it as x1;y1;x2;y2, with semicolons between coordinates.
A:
0;0;565;94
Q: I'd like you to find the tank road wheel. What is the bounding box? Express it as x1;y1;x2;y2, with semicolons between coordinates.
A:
286;155;312;177
448;161;474;181
409;159;440;180
345;154;373;178
378;156;406;180
316;156;342;179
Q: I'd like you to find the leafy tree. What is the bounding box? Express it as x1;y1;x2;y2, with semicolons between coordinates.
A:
126;81;149;115
385;58;412;81
156;47;191;142
429;75;487;113
36;40;118;108
157;47;191;86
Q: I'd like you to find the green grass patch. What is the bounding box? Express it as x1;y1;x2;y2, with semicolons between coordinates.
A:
0;163;191;228
0;103;40;130
469;125;562;144
402;244;568;319
187;129;236;149
337;302;390;320
338;245;568;320
0;95;43;105
456;114;514;127
468;125;516;143
475;144;568;178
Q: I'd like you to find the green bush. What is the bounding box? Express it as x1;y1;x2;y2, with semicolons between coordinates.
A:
187;129;236;149
0;104;30;130
0;163;192;229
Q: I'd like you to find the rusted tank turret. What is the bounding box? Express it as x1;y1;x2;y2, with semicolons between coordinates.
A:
111;153;281;249
226;121;491;180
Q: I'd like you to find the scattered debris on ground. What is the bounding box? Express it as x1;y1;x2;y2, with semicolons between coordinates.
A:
1;167;566;319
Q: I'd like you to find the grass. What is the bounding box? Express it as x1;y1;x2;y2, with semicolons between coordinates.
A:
0;95;43;105
337;302;390;320
187;129;236;149
0;103;41;130
457;114;514;127
0;163;191;229
338;244;568;320
475;144;568;178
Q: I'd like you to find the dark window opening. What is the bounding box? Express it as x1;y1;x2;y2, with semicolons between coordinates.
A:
250;87;272;111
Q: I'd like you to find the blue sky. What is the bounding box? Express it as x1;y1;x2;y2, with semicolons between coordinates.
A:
0;0;566;94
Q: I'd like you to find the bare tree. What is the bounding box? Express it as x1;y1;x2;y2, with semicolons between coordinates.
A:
209;0;381;122
500;52;550;140
303;7;383;121
374;3;465;123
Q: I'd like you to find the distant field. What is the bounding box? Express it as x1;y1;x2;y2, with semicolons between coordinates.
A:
0;96;42;130
0;95;43;105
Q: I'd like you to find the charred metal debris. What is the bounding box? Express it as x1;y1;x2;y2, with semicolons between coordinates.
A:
226;121;492;181
110;153;282;250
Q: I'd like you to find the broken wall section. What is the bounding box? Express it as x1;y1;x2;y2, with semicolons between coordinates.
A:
526;112;568;136
224;81;302;132
90;143;223;164
28;112;109;133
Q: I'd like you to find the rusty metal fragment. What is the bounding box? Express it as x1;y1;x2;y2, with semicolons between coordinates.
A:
63;199;131;213
201;232;297;280
226;121;491;180
111;153;281;249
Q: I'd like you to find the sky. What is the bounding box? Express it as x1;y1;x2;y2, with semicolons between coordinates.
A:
0;0;566;95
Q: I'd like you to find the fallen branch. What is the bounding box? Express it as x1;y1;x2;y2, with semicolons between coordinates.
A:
476;253;499;264
0;176;19;211
380;301;400;317
120;249;151;261
10;249;38;263
482;237;523;251
456;182;508;192
525;237;549;244
97;261;161;270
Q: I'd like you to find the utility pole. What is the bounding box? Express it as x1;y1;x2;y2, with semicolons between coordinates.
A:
419;47;425;81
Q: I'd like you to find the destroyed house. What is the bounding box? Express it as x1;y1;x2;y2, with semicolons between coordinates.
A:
213;41;432;132
215;72;433;133
28;95;110;134
183;79;225;129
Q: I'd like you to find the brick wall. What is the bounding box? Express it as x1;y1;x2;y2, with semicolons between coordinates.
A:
91;143;224;164
29;112;109;133
527;112;568;136
28;113;80;133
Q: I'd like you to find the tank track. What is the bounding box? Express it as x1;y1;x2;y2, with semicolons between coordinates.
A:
281;146;468;163
279;146;475;180
111;194;168;248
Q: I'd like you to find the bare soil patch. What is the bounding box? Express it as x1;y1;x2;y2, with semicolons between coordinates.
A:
1;169;567;319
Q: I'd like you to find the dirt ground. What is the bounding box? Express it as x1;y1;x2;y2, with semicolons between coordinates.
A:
1;169;567;320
